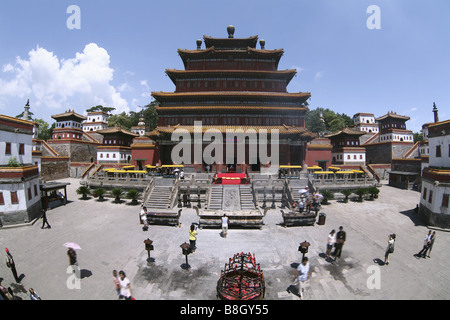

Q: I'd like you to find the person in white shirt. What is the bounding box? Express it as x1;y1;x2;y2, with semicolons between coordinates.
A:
417;230;432;258
222;214;228;238
140;207;148;231
325;229;336;259
384;234;396;265
294;257;310;300
118;271;133;300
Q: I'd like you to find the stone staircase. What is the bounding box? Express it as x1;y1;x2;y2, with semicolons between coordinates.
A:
289;177;310;202
144;178;175;210
239;185;256;210
208;185;223;210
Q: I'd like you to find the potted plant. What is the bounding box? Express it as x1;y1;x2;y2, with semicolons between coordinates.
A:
355;187;368;202
76;186;90;200
92;188;106;202
368;186;380;200
321;190;334;205
111;187;124;204
126;189;141;205
341;189;353;203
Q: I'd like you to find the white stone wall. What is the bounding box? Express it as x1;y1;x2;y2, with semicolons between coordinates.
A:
421;180;450;216
428;135;450;168
0;130;33;165
0;177;41;214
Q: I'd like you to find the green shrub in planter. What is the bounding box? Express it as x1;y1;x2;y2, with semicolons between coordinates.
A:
76;186;90;200
321;190;334;205
355;187;368;202
111;188;124;204
92;188;106;201
368;186;380;200
126;189;141;205
341;189;353;203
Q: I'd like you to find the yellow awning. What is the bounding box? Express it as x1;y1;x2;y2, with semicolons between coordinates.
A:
352;170;364;173
335;171;352;174
122;166;135;169
328;166;340;170
279;165;302;169
308;166;322;170
161;165;184;168
314;171;334;174
145;165;157;169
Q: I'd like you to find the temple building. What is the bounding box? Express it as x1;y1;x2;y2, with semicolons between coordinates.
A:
363;111;415;164
353;113;379;134
130;118;158;170
420;116;450;228
0;114;41;226
45;110;100;180
325;128;366;168
148;26;315;173
97;126;138;164
82;111;110;133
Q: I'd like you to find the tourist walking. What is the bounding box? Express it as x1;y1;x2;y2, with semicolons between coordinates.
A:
67;247;78;273
41;208;51;229
299;200;305;213
140;206;149;231
222;214;228;238
189;224;198;253
426;231;436;258
384;234;396;265
325;229;336;259
5;248;20;283
332;226;346;261
112;270;121;297
417;230;432;258
293;257;311;300
118;270;133;300
29;288;41;300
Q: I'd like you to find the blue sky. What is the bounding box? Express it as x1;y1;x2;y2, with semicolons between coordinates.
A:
0;0;449;133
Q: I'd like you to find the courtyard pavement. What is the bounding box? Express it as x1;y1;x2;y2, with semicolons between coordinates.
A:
1;178;449;301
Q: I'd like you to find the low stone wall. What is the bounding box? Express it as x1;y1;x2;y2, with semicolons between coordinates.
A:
419;204;450;229
0;200;41;227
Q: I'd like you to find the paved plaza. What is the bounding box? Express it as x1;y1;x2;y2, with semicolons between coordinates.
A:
1;178;449;300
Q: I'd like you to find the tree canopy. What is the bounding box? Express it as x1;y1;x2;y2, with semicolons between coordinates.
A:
305;107;354;135
107;101;158;131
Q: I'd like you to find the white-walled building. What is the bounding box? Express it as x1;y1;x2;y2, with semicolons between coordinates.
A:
353;113;379;133
0;115;41;226
325;128;366;166
96;126;138;164
83;111;110;133
420;118;450;228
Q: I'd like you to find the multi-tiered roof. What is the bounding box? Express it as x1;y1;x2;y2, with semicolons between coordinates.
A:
149;26;312;138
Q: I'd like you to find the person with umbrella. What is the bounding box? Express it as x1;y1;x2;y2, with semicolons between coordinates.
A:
64;243;81;274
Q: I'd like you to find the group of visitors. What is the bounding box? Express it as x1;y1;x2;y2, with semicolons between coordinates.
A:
292;191;322;214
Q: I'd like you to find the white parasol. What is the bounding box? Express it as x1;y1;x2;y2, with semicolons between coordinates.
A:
63;242;82;250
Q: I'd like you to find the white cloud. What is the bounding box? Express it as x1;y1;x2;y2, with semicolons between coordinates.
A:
0;43;129;114
314;71;324;81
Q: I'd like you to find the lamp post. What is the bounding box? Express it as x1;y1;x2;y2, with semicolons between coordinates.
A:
180;242;191;269
144;239;154;262
298;240;311;261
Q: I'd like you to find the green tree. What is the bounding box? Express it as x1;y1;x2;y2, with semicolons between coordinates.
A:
34;118;54;141
413;131;423;143
86;105;116;113
126;189;141;205
92;188;106;201
306;108;354;135
341;189;353;203
111;188;124;204
108;112;134;130
76;186;91;200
